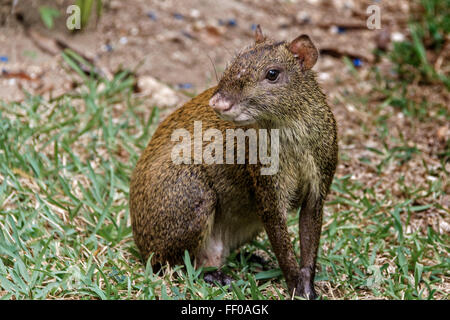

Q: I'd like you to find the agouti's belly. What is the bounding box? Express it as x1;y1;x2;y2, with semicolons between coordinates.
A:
196;163;263;267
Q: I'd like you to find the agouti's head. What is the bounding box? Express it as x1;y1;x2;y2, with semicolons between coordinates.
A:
209;26;320;125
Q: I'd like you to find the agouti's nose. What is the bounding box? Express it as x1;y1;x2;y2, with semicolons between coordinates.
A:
209;94;233;112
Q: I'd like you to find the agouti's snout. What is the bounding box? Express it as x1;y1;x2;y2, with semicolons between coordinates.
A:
209;93;233;112
209;92;254;125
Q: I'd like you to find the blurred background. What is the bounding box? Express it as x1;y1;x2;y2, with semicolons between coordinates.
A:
0;0;448;299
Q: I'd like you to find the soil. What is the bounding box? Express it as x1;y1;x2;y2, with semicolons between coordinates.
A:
1;0;412;103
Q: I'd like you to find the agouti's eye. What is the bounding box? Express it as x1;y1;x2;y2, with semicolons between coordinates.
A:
265;69;280;82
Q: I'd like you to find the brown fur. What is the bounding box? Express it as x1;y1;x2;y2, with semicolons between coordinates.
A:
129;29;338;299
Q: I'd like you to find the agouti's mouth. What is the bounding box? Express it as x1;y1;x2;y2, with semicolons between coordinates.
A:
209;93;255;125
219;104;234;112
216;108;256;126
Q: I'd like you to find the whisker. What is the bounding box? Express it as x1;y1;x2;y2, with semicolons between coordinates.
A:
206;53;219;83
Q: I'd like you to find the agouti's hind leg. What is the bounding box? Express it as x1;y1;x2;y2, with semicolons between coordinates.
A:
159;186;217;266
130;168;217;266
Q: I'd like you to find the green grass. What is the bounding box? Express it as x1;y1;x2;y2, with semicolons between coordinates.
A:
389;0;450;88
0;61;448;300
0;2;449;298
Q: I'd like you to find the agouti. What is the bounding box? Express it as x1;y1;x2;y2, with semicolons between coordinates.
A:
129;26;338;299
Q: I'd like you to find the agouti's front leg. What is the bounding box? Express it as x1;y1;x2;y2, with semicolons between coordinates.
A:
259;208;301;296
297;190;324;300
251;173;302;298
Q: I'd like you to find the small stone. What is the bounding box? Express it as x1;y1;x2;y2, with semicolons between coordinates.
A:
437;126;448;142
173;13;184;20
102;44;113;52
337;26;346;34
329;26;339;34
176;83;193;90
193;20;206;30
190;9;200;19
318;72;330;81
391;32;405;42
147;11;157;21
137;76;179;107
181;31;195;40
439;220;450;234
130;27;139;36
227;18;237;27
296;11;311;24
352;58;362;68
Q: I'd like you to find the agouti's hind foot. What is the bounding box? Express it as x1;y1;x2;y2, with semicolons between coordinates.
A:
238;252;271;270
204;270;233;286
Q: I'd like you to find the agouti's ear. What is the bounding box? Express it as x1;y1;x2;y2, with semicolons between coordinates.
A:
254;25;266;44
288;35;318;70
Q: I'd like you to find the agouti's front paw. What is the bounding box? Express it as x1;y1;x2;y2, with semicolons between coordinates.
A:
295;281;317;300
204;270;233;286
294;267;317;300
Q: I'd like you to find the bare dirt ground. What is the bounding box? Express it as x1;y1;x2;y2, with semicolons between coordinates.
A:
0;0;414;101
0;0;448;298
